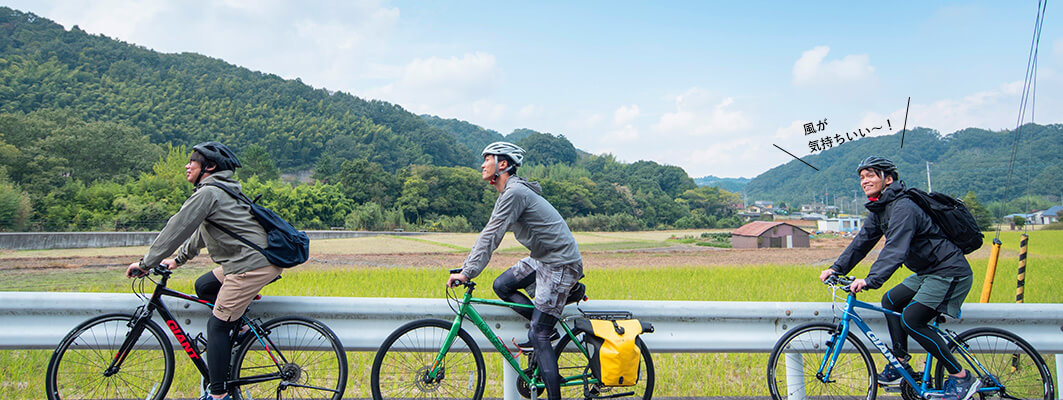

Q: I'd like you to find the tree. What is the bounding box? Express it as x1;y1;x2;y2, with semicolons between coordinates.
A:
517;133;578;166
238;144;280;181
962;191;994;231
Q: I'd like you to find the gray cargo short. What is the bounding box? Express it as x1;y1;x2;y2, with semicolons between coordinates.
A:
899;273;973;318
508;256;583;317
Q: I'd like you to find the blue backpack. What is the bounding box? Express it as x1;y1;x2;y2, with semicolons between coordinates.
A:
205;183;310;268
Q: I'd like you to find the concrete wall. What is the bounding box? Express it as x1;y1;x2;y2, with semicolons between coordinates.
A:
0;230;428;250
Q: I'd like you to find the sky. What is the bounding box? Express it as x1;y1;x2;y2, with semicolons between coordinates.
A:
6;1;1062;178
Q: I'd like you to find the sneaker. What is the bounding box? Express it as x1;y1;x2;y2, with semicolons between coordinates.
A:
199;394;231;400
876;362;916;386
942;370;981;400
516;330;561;351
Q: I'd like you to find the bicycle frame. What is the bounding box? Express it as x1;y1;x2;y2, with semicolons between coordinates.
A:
428;283;597;393
820;291;1003;397
105;271;289;388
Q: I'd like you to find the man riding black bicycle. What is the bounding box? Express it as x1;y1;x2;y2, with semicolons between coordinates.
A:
127;142;282;400
819;156;977;400
446;141;584;400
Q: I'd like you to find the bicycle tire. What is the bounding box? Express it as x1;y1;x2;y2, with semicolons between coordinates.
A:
932;327;1054;400
231;316;348;400
45;312;174;400
766;322;877;400
370;319;486;400
552;331;655;400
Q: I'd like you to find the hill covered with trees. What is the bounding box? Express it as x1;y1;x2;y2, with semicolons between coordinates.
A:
0;7;743;232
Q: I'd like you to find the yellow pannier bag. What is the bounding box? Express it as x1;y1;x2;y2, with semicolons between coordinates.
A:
574;314;651;387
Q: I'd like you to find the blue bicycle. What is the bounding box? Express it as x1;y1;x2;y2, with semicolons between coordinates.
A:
766;274;1054;400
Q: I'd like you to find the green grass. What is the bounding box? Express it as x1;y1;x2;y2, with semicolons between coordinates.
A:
4;230;1061;398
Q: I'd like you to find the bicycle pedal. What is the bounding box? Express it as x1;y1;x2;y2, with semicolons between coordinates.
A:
882;385;902;392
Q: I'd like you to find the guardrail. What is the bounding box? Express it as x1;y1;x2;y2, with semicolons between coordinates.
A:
2;292;1060;398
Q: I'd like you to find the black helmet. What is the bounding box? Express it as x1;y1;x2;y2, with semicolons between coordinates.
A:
192;141;241;171
856;156;897;179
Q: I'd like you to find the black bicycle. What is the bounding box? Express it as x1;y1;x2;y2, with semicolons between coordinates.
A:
44;264;348;400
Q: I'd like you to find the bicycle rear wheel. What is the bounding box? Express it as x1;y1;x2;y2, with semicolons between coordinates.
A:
933;327;1054;400
766;322;876;400
553;331;654;400
370;319;486;400
231;316;347;400
45;313;174;400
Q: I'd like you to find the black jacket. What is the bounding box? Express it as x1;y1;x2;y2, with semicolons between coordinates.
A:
830;182;972;289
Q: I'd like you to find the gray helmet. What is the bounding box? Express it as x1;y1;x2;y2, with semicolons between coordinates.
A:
192;141;242;171
481;142;525;166
856;156;897;179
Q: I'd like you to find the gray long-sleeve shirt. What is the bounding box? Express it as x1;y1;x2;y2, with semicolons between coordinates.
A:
141;170;270;275
461;176;582;279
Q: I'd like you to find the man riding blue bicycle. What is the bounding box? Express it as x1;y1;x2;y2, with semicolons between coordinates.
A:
819;156;977;400
446;141;584;400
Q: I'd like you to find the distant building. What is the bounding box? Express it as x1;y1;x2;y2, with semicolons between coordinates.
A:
738;211;774;222
817;217;863;233
753;201;774;209
1032;206;1063;225
731;221;810;249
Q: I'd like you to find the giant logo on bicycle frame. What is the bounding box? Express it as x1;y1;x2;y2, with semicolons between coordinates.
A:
166;319;200;360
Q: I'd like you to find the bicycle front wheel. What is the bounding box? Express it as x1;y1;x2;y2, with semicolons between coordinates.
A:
370;319;486;400
231;316;348;400
766;322;876;400
45;313;174;400
553;331;654;400
933;327;1054;400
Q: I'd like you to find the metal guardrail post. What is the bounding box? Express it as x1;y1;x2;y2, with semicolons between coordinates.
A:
785;352;805;400
1056;354;1062;400
503;350;521;400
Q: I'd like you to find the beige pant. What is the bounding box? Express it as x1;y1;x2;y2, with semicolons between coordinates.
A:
211;265;283;321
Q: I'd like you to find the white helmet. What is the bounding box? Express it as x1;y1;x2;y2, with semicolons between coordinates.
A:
481;142;525;166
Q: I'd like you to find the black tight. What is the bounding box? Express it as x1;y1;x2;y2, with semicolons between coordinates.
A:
493;269;536;320
493;269;562;400
196;270;238;395
882;285;963;374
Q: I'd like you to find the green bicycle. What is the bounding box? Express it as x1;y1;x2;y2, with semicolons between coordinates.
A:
369;276;655;400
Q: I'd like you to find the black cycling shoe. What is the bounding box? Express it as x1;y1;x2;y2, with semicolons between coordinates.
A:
516;330;561;351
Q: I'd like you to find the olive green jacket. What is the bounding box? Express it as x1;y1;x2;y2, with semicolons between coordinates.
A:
141;171;270;275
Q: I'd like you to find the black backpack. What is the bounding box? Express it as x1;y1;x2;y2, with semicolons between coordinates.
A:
902;187;984;254
205;183;310;268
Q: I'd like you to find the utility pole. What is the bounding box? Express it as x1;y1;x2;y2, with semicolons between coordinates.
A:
926;161;933;192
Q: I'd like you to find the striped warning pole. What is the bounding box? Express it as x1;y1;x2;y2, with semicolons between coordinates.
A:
1016;234;1028;303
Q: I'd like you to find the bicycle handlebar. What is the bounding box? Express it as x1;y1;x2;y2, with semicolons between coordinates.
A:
825;273;854;292
130;263;171;278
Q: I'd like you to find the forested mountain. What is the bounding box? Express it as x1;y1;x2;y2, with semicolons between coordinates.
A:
0;8;474;171
744;125;1063;208
694;175;751;193
0;8;740;232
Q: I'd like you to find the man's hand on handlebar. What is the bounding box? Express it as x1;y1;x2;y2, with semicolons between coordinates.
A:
818;268;836;282
126;259;178;278
849;278;868;293
446;271;469;288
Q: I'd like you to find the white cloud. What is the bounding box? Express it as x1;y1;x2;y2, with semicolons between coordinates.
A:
606;124;640;142
364;52;501;116
652;88;749;136
792;46;876;88
613;105;640;125
518;105;541;119
1055;38;1063;58
775;120;808;139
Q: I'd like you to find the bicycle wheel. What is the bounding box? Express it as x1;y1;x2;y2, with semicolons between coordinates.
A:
933;327;1054;400
552;331;654;400
45;313;174;400
231;316;347;400
766;322;876;400
370;319;486;400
